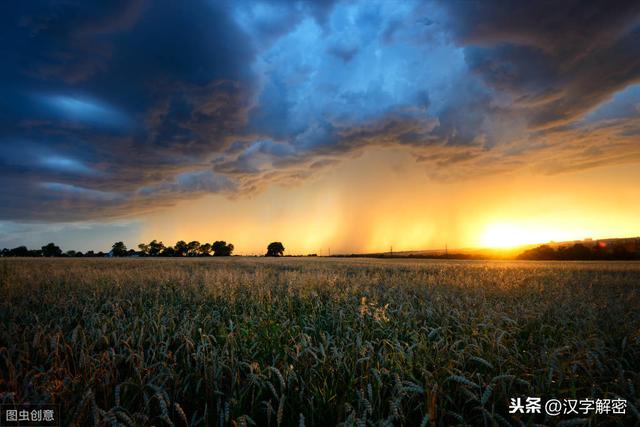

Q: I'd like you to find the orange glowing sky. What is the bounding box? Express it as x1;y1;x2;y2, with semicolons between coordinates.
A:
138;147;640;254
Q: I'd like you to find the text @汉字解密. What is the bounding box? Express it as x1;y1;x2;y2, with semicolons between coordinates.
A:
508;397;627;417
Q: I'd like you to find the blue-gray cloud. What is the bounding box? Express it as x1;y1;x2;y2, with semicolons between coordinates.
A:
1;0;639;222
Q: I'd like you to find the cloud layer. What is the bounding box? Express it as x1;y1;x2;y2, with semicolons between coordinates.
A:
1;0;639;221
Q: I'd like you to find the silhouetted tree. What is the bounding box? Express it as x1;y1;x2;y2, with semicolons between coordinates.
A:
161;247;176;257
148;240;165;256
66;250;77;257
111;241;128;257
558;243;592;260
212;241;234;256
266;242;285;257
612;243;633;260
137;243;149;256
187;241;201;256
199;243;212;256
517;242;639;260
593;242;606;259
9;246;29;257
41;242;62;257
174;240;188;256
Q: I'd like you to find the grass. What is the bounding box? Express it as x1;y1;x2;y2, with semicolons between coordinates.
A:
0;257;639;426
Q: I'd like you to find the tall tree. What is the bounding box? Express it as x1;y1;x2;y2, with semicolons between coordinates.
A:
174;241;188;257
137;243;150;255
212;241;234;256
148;240;165;256
111;242;128;257
41;242;62;257
187;241;201;256
266;242;285;257
9;246;29;256
199;243;212;256
161;246;176;257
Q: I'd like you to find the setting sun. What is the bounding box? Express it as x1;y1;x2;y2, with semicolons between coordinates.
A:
480;223;550;249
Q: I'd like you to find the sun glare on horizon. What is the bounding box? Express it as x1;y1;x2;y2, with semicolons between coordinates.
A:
480;223;555;249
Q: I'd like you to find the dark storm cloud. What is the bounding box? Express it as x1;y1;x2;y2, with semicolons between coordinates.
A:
440;0;640;129
1;0;255;220
1;0;640;223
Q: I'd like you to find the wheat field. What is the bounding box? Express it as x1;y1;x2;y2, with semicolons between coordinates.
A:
0;258;639;426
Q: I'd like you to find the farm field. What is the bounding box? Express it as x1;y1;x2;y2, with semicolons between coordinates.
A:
0;258;639;426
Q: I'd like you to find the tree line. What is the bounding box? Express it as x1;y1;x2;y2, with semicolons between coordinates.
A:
6;240;637;260
517;242;640;260
1;241;286;257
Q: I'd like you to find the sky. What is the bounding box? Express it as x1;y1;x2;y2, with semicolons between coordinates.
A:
1;0;640;254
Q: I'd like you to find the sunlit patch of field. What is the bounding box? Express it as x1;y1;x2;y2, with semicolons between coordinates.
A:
0;258;639;426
